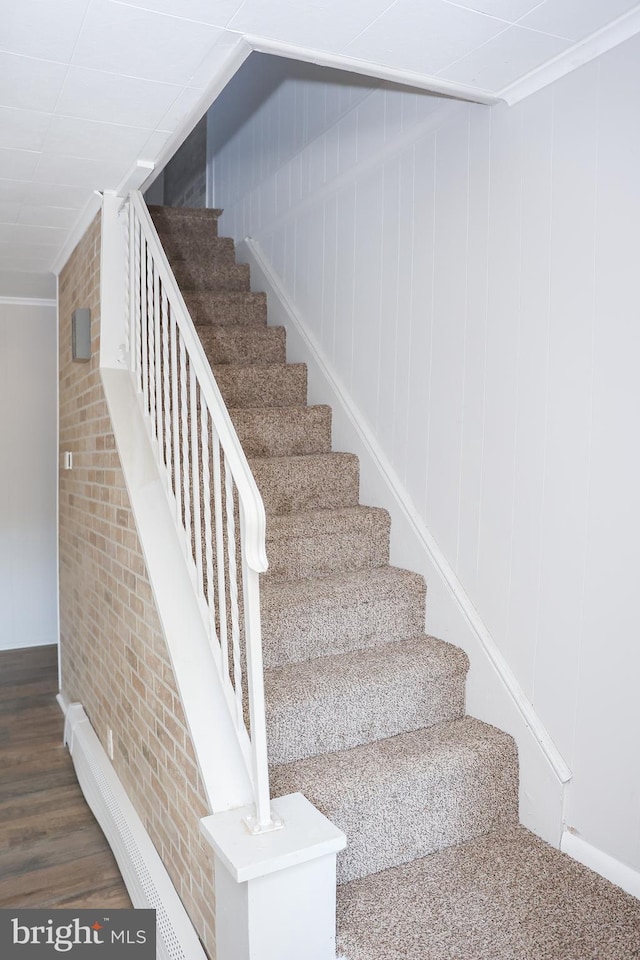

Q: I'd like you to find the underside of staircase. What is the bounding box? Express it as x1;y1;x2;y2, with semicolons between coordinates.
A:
148;204;640;960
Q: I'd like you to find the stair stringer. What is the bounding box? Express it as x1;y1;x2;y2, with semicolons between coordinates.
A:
237;236;571;850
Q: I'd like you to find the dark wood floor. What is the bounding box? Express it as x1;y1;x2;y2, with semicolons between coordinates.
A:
0;644;131;908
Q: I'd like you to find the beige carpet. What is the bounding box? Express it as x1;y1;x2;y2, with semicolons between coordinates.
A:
337;825;640;960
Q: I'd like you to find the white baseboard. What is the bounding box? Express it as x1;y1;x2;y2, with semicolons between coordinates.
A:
561;830;640;901
0;637;57;651
238;236;570;848
61;701;207;960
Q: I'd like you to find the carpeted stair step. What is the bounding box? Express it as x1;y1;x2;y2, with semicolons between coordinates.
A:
198;324;286;364
270;716;519;884
173;259;250;292
184;291;267;326
336;824;640;960
260;566;425;667
264;506;390;582
250;452;359;515
265;636;469;763
148;204;222;233
230;405;332;457
212;362;307;408
160;234;237;266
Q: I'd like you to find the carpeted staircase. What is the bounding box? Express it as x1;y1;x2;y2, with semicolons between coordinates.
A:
149;204;640;960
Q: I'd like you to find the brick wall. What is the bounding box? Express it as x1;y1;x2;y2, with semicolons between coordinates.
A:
58;213;216;955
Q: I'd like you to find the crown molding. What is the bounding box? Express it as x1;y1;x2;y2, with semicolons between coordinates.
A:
499;7;640;105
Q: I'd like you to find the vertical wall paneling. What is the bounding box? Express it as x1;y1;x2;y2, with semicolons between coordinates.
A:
407;134;436;519
393;148;417;484
476;100;522;652
533;64;599;762
569;40;640;870
353;169;380;399
211;40;640;873
427;111;470;565
457;107;490;597
505;88;554;698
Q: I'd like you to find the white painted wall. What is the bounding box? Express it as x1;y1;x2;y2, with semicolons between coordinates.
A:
0;299;58;650
211;40;640;875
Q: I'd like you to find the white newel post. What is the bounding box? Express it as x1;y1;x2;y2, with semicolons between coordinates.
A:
201;793;346;960
100;191;129;371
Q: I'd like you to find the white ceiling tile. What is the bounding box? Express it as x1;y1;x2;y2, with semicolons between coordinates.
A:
33;154;125;189
0;254;54;273
345;0;509;75
55;66;183;127
71;0;226;84
15;181;93;208
0;180;28;203
0;148;40;181
519;0;640;41
188;30;246;89
0;107;52;151
228;0;400;48
0;0;91;62
111;0;245;26
0;238;61;259
42;115;153;161
441;0;545;22
438;23;570;89
0;52;68;112
17;205;80;228
0;223;67;246
0;202;21;223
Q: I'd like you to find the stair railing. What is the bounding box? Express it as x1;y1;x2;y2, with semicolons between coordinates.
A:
122;191;279;834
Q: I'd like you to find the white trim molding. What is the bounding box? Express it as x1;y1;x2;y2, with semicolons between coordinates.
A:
499;7;640;105
237;236;571;848
0;296;56;307
561;830;640;901
61;702;207;960
244;35;501;105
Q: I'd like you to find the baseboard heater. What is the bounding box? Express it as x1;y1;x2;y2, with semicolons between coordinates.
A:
61;700;207;960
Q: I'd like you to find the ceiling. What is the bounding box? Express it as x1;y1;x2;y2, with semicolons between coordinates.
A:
1;0;640;277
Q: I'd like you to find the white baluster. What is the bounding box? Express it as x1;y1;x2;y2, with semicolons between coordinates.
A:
224;458;243;729
161;290;171;476
170;308;182;521
154;267;163;457
200;401;218;651
241;549;278;832
140;239;149;417
212;429;229;680
190;364;203;594
133;216;143;394
147;251;157;438
179;335;192;555
122;201;131;366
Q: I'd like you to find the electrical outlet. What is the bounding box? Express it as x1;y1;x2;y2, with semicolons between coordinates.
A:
107;728;114;760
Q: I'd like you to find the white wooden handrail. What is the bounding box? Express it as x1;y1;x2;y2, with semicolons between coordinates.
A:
123;191;279;833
